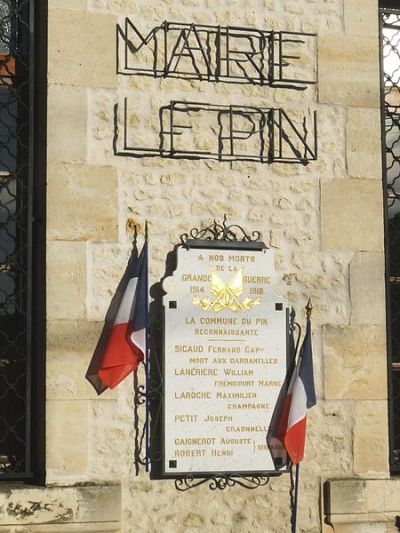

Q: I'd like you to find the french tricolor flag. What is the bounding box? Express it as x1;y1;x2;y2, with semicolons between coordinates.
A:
280;319;316;464
86;241;148;395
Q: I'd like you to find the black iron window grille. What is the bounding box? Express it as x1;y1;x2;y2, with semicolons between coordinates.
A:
0;0;46;481
381;5;400;474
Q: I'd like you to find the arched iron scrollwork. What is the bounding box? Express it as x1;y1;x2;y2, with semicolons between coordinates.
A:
175;475;270;491
133;373;147;473
133;319;164;475
180;215;263;245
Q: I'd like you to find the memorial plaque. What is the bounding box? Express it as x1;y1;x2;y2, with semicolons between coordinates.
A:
162;244;288;475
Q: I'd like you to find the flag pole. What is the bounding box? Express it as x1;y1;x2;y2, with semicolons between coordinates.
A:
144;221;150;472
133;224;138;255
291;298;313;533
291;463;300;533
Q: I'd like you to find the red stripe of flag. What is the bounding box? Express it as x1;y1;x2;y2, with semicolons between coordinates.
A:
283;319;316;464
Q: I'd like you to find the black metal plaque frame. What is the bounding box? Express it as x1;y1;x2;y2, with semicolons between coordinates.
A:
138;218;297;490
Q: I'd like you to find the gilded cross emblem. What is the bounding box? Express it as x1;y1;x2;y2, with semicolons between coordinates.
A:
192;269;261;313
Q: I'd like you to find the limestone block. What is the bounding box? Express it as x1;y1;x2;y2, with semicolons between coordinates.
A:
324;479;397;532
0;525;120;532
325;516;387;533
47;349;117;401
47;350;86;400
47;163;118;241
0;485;120;530
46;321;119;400
87;400;127;480
48;9;117;88
324;325;387;400
306;401;353;475
87;243;131;321
48;85;87;162
347;108;382;179
46;400;89;476
344;0;379;37
49;0;87;8
353;400;389;475
319;35;380;107
74;485;121;523
47;319;103;352
47;241;87;320
382;479;400;510
350;252;386;325
321;179;384;251
325;478;368;515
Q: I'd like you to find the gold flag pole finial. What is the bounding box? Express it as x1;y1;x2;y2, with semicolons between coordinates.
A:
306;298;313;320
145;220;148;242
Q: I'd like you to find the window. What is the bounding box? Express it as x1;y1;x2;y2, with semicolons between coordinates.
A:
0;0;46;482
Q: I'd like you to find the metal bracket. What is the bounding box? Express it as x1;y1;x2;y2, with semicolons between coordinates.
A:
175;474;270;491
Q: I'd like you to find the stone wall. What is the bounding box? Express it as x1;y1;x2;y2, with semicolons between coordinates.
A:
1;0;397;531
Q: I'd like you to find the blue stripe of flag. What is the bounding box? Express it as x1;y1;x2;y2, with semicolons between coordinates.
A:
299;318;316;408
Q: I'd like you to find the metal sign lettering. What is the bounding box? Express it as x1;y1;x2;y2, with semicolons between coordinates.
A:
114;19;318;166
117;19;317;88
114;99;317;164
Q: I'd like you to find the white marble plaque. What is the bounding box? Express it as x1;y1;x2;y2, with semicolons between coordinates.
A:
162;245;287;475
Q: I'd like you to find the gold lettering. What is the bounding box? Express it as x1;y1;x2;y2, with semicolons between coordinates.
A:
175;368;218;376
204;415;233;422
189;357;208;364
258;379;281;387
243;275;271;284
214;380;254;387
175;437;216;445
175;391;212;399
175;449;206;457
244;346;264;354
175;344;202;353
229;357;277;364
221;437;252;445
228;255;256;263
194;328;258;336
216;392;256;399
223;368;253;376
174;415;198;422
228;403;270;410
211;449;234;456
208;346;240;354
226;425;268;432
182;274;211;282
